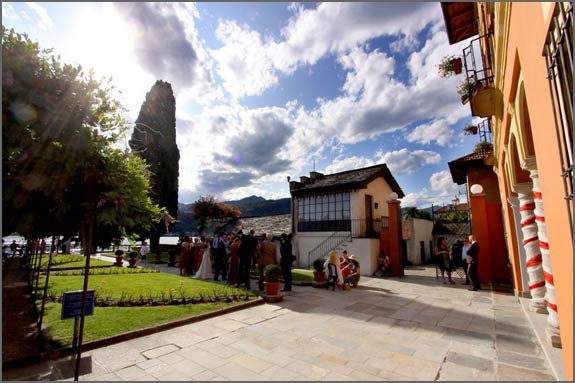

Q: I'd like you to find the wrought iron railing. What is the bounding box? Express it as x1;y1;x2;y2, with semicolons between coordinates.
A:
298;219;383;238
462;32;494;89
477;119;492;144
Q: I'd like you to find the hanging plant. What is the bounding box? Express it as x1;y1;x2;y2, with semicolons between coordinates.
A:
463;125;478;135
438;55;463;77
474;141;493;153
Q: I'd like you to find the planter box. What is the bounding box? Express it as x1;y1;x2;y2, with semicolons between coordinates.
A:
471;87;496;117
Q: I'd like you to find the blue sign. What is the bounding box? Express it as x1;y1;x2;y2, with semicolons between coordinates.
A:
61;290;95;320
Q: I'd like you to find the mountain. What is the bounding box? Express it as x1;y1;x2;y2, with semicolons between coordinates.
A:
173;195;291;234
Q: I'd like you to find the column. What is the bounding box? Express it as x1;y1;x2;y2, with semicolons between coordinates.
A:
515;183;547;313
508;196;530;296
523;160;561;347
387;194;403;277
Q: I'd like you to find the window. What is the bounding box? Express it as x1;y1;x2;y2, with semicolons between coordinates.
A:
296;191;351;232
544;2;573;234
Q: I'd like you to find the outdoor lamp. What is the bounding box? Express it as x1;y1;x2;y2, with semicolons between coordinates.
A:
470;184;484;195
388;192;399;201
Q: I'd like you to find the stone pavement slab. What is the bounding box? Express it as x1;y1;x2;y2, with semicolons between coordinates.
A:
3;265;563;381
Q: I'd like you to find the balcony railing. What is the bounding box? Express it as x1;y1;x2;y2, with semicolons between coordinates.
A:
298;218;383;238
462;32;494;87
477;118;492;144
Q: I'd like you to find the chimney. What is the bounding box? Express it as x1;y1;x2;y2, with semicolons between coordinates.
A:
300;176;310;184
309;171;324;180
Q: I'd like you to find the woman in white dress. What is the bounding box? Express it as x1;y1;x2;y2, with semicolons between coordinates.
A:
323;250;343;286
193;237;213;280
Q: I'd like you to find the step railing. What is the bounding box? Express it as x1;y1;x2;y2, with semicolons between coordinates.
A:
307;231;352;269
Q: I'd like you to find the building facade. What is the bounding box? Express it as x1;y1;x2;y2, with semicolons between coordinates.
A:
442;2;572;378
289;165;404;275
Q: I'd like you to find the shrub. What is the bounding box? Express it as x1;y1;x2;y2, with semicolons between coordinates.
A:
115;250;124;256
263;264;282;282
313;258;325;272
128;251;138;259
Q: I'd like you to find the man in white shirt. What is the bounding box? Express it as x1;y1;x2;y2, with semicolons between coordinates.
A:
140;241;149;262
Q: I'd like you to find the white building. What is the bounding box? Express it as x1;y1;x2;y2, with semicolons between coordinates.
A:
402;218;434;266
289;164;404;275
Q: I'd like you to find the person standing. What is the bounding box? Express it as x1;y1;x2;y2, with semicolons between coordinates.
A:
10;240;18;257
467;235;481;291
435;237;455;284
461;238;472;285
212;233;228;281
258;233;277;291
227;234;241;286
237;226;256;289
280;233;294;292
140;241;149;263
193;237;213;280
179;236;191;276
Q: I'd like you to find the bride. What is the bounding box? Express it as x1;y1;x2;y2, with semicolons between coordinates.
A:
193;237;213;280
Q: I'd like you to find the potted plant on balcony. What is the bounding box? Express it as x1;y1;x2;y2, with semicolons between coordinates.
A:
438;55;463;77
474;141;493;153
463;124;478;135
115;250;124;267
457;80;478;104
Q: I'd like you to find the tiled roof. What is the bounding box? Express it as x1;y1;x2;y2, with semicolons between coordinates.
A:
448;150;493;185
290;164;404;197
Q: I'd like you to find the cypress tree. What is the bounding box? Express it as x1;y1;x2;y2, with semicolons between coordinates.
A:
130;80;180;251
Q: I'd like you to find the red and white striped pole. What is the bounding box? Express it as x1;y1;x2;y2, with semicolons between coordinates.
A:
530;169;561;347
516;184;547;313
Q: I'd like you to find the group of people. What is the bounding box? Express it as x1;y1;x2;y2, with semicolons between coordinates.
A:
435;235;481;291
323;249;361;290
176;225;296;292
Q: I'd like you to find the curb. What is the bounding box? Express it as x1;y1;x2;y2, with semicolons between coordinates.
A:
40;297;265;361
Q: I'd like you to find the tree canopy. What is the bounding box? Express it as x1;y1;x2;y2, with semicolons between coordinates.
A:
129;80;179;249
192;195;241;235
2;25;162;248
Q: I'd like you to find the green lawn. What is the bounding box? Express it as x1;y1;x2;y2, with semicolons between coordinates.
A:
292;268;313;282
37;269;258;350
42;301;242;350
32;254;114;269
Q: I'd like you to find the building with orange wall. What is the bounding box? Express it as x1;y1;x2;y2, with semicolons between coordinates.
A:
442;2;572;379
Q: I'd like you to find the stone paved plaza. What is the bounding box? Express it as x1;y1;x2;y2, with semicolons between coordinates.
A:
3;265;560;381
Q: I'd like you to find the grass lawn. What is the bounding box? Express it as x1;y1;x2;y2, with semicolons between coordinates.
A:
32;254;114;269
38;269;258;350
292;268;313;282
42;301;241;350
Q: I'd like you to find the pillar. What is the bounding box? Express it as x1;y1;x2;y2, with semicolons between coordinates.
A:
508;196;530;296
387;194;403;277
515;183;547;313
523;159;561;348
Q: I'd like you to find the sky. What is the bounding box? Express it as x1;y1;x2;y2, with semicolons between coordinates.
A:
2;2;484;209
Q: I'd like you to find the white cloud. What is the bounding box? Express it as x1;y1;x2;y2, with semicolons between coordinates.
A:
325;156;375;175
26;2;53;30
376;148;441;174
429;170;459;195
210;21;278;99
407;119;457;147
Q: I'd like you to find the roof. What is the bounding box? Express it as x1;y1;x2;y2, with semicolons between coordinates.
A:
289;164;405;198
448;150;493;185
440;2;478;44
435;203;469;214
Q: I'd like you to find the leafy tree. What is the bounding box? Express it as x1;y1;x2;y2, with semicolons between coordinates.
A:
402;207;432;220
192;195;241;235
2;25;122;239
440;210;469;223
129;80;179;250
2;26;162;250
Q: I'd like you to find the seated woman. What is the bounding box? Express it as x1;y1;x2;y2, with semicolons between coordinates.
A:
323;251;343;288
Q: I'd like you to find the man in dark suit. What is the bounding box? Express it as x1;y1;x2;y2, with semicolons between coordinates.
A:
466;235;481;291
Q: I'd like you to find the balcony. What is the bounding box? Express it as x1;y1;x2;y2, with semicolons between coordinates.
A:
460;33;502;117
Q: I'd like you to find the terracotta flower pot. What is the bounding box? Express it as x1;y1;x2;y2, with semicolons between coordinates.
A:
313;270;326;282
128;258;137;267
115;256;123;266
264;281;280;296
452;57;463;74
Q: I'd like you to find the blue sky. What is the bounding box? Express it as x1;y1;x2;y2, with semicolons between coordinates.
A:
3;2;483;208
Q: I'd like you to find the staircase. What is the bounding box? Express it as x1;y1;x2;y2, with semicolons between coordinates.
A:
307;231;352;269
